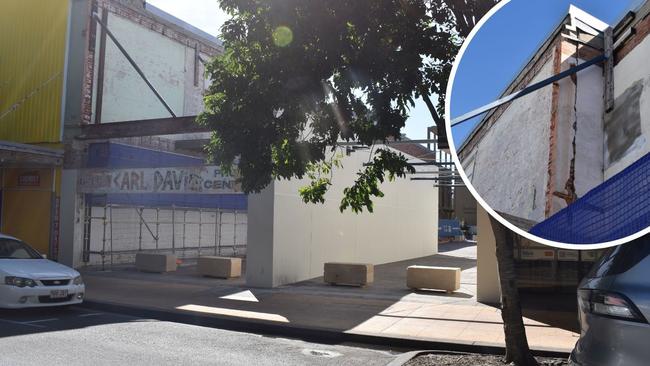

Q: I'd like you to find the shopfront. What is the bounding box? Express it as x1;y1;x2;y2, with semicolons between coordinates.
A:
0;142;63;258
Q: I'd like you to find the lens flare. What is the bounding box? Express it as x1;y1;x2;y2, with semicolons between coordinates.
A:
272;26;293;47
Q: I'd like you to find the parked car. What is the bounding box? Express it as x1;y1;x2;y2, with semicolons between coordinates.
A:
569;236;650;366
0;233;84;308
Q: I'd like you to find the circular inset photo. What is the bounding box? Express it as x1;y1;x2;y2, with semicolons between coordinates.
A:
446;0;650;248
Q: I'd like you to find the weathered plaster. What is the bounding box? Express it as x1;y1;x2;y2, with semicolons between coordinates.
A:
463;59;554;223
605;34;650;178
98;12;186;122
551;47;605;215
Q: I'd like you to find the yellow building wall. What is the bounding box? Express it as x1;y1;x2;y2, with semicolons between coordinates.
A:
0;0;70;144
1;168;61;256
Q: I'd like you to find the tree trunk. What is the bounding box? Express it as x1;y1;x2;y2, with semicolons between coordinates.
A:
489;215;538;366
418;85;448;150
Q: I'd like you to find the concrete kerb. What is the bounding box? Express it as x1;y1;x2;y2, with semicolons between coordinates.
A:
80;300;571;359
387;350;476;366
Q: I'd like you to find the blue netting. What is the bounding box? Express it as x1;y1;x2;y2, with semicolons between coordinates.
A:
530;152;650;244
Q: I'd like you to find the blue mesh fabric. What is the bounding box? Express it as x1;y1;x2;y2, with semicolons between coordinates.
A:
530;152;650;244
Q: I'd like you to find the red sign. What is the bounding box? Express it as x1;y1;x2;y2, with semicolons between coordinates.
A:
18;172;40;187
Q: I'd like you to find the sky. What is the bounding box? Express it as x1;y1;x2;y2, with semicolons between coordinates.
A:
147;0;643;142
147;0;228;38
450;0;643;148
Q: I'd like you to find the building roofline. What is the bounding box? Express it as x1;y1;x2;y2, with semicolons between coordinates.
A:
143;2;223;49
457;5;608;155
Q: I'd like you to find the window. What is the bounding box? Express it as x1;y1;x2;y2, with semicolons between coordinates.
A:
0;239;42;259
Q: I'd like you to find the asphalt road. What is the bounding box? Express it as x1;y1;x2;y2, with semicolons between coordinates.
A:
0;306;398;366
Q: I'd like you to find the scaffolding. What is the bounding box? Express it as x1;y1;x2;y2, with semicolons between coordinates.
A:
82;202;247;270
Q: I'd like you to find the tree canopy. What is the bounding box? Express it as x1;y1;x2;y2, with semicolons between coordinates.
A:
199;0;497;212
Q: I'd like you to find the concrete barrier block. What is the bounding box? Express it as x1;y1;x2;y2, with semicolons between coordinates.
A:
324;262;374;286
198;256;242;278
407;265;461;293
135;253;177;273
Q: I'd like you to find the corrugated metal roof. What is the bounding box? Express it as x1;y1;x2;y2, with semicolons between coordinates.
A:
0;0;69;143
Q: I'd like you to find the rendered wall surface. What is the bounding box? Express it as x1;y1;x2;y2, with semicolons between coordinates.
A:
550;53;604;215
605;35;650;178
246;185;276;287
0;0;70;143
96;11;187;122
464;59;554;223
461;43;606;224
476;204;500;304
454;186;477;226
247;147;438;288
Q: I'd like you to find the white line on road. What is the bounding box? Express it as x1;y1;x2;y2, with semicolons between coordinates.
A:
0;319;46;328
21;318;58;324
78;313;104;317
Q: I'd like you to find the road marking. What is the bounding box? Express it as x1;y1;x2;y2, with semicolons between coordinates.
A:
21;318;58;324
0;319;46;328
78;313;104;317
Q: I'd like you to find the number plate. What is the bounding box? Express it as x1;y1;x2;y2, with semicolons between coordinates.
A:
50;290;68;299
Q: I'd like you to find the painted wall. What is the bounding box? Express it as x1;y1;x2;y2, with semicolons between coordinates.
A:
463;59;554;223
550;53;604;215
605;35;650;178
462;46;605;224
0;0;70;143
454;186;477;226
92;7;212;123
476;204;500;304
247;147;438;287
1;168;60;256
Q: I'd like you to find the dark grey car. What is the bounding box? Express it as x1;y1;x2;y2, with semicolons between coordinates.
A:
570;237;650;366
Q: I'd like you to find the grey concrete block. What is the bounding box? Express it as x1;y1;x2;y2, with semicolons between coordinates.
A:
135;253;177;273
407;265;460;293
324;262;374;286
198;256;242;278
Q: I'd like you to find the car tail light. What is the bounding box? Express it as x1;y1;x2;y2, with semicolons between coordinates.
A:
579;289;647;323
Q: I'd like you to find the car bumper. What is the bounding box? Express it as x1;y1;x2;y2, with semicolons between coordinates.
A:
570;312;650;366
0;284;85;308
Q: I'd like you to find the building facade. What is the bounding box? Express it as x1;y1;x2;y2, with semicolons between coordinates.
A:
458;4;650;243
2;0;440;288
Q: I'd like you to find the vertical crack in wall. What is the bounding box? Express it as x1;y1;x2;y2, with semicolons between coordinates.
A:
565;42;580;204
564;60;578;204
544;42;562;217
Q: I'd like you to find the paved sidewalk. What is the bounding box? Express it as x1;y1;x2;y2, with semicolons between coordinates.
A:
81;242;579;353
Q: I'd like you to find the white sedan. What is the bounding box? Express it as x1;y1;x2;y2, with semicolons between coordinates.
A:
0;233;84;308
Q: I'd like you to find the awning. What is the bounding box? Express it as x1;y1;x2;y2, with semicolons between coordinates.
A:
0;140;63;167
530;152;650;244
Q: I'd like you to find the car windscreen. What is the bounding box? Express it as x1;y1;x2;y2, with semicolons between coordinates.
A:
0;238;42;259
587;236;650;278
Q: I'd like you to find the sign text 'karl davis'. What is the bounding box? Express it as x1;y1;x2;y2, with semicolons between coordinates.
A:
78;166;242;194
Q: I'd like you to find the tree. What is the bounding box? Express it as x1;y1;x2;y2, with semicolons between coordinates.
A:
489;216;538;366
199;0;493;202
199;1;538;365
